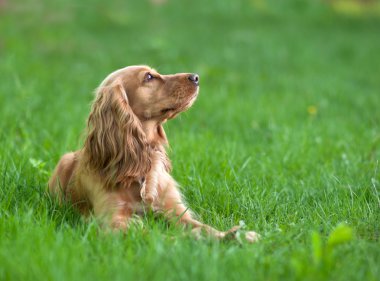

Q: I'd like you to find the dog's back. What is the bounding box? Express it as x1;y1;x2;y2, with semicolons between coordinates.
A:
48;152;77;202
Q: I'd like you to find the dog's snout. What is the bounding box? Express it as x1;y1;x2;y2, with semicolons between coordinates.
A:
188;74;199;85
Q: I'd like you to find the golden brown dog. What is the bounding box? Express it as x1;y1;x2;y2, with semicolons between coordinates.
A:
49;65;259;242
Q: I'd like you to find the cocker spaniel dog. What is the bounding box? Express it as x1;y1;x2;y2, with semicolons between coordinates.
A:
49;65;259;243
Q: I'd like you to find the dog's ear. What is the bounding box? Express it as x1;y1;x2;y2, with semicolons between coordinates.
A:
83;83;151;187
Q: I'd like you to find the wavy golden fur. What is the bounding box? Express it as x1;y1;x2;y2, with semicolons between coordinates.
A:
48;65;259;242
83;83;152;188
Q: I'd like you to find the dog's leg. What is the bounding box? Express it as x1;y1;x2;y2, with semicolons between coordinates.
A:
156;177;260;243
140;151;161;205
140;148;172;207
91;189;135;230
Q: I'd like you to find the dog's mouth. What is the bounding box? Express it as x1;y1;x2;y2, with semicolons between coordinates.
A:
158;89;199;120
160;107;176;114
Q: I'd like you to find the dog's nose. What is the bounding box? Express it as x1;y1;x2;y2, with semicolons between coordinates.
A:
188;74;199;85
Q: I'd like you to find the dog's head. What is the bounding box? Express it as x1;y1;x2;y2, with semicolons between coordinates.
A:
84;66;199;186
99;65;199;121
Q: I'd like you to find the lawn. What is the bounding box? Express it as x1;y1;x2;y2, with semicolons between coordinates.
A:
0;0;379;280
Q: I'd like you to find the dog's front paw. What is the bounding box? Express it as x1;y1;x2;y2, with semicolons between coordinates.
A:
140;184;156;206
224;226;261;243
244;231;261;243
142;194;155;205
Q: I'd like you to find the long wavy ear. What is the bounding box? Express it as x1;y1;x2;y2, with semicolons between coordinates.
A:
83;83;151;188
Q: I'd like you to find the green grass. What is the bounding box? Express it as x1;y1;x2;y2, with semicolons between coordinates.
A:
1;0;380;280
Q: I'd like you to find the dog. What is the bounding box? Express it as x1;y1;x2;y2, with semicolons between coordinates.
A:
49;65;259;243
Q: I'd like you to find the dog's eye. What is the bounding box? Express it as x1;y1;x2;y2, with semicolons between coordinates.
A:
146;73;154;81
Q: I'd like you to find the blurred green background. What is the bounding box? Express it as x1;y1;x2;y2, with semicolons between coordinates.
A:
0;0;379;280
